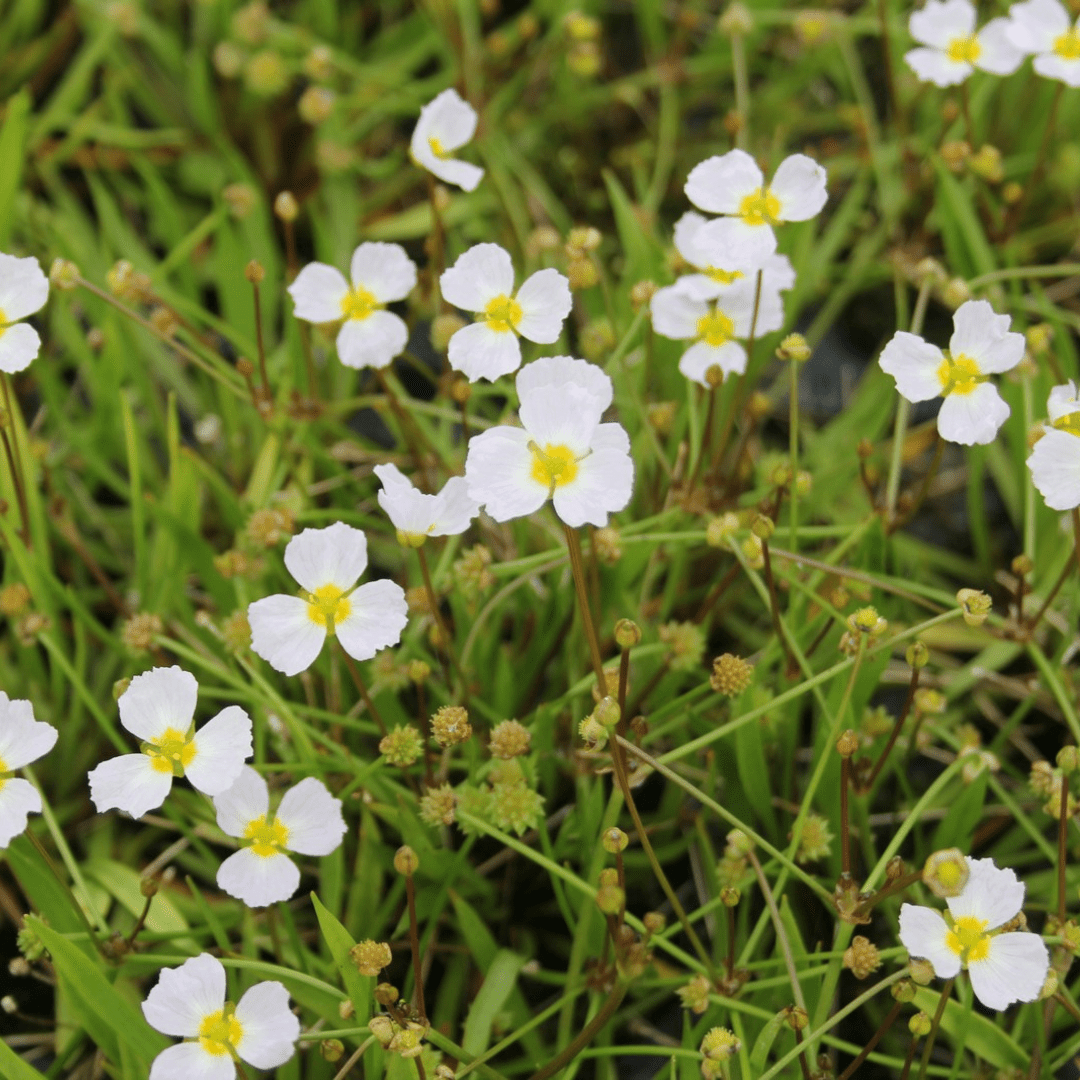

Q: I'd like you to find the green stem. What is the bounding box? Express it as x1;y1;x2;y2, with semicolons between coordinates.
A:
526;982;628;1080
564;523;606;689
917;978;954;1080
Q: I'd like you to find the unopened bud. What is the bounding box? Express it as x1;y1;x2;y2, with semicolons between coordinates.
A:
1058;746;1079;774
350;939;392;977
906;641;929;668
602;827;629;853
956;588;991;627
909;1011;932;1036
614;618;641;649
321;1039;345;1062
718;2;753;35
776;332;811;362
596;883;625;915
836;729;858;758
592;695;621;729
751;514;774;540
274;191;299;222
892;979;916;1002
245;259;265;284
721;886;740;907
49;258;80;290
922;848;969;898
786;1006;808;1031
394;845;419;876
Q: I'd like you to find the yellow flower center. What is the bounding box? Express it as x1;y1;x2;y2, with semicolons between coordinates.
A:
145;727;196;776
340;286;382;322
198;1007;243;1056
0;307;8;337
1052;411;1080;437
306;583;351;632
528;442;580;491
936;353;985;396
0;752;8;793
945;914;991;962
483;294;522;334
696;309;735;348
946;35;982;63
1053;27;1080;60
738;189;781;227
243;814;290;858
428;136;450;160
705;267;743;285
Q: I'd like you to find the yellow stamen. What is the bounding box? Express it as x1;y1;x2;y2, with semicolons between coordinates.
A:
340;286;381;322
529;442;580;492
1053;27;1080;60
945;914;991;962
145;727;196;776
936;353;985;396
696;309;735;348
946;35;981;63
0;752;8;793
738;189;781;227
483;294;522;334
306;583;351;632
428;136;450;160
243;814;290;858
1052;412;1080;438
198;1008;243;1056
0;307;8;338
705;267;743;285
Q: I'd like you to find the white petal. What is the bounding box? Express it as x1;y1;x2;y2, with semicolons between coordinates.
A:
213;765;269;839
335;579;409;662
284;522;368;593
440;243;514;313
672;210;712;269
234;982;300;1070
904;46;972;85
948;300;1023;373
684;150;764;215
721;276;785;337
519;383;602;451
186;706;252;797
149;1041;236;1080
465;427;548;522
937;382;1010;445
946;857;1025;928
1032;51;1080;85
693;217;778;273
0;699;57;769
88;754;174;819
286;263;349;324
0;254;49;321
968;933;1049;1010
516;355;613;413
349;242;417;303
898;904;962;978
373;461;411;492
0;323;42;374
248;594;327;677
673;274;724;302
514;269;572;343
336;310;408;369
411;88;478;156
447;320;522;382
142;953;226;1038
1007;0;1070;52
879;332;945;403
1047;380;1080;422
430;476;480;535
217;847;300;907
768;154;828;222
551;425;634;528
1028;429;1080;510
651;286;706;340
275;778;346;856
118;666;199;744
909;0;976;48
428;156;485;191
679;340;748;386
975;18;1026;73
375;466;434;534
0;778;42;848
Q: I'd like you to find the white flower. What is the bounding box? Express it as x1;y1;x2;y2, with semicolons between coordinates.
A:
650;280;782;387
1027;381;1080;509
440;243;572;382
374;463;479;546
899;856;1049;1011
878;299;1024;445
673;211;797;300
0;253;49;374
0;693;58;847
465;359;633;528
905;0;1024;86
213;766;345;907
684;150;828;273
248;522;408;676
88;668;252;820
410;88;485;191
1007;0;1080;86
287;242;417;370
142;952;299;1079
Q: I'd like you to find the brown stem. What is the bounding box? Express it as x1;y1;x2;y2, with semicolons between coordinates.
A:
862;663;921;791
125;889;154;947
339;646;388;736
0;376;31;545
416;544;456;689
793;1026;812;1080
888;434;943;535
1026;553;1076;632
916;978;954;1080
724;902;736;979
838;1000;902;1080
617;646;630;718
761;539;796;675
840;756;852;876
1059;766;1070;924
564;524;606;690
250;277;270;397
526;982;628;1080
405;872;427;1022
686;385;719;497
695;560;740;624
851;868;923;920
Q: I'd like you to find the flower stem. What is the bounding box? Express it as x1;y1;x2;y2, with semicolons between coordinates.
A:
416;543;457;690
564;523;606;689
862;661;921;792
526;981;627;1080
339;646;388;736
840;755;852;876
404;870;428;1023
837;999;902;1080
1058;767;1070;924
916;977;954;1080
789;357;800;552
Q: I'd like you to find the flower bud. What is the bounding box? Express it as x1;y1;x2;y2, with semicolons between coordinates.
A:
922;848;969;898
350;939;392;977
1058;746;1078;774
906;641;929;668
786;1006;808;1031
244;259;265;285
710;654;754;697
700;1026;740;1059
394;846;419;876
596;883;625;915
892;979;916;1002
956;588;991;626
602;827;629;854
842;936;882;979
299;86;335;125
909;1011;932;1036
776;332;811;362
836;729;859;758
49;258;80;290
718;2;753;35
614;619;641;649
750;513;774;540
274;191;299;222
592;695;621;729
320;1039;345;1062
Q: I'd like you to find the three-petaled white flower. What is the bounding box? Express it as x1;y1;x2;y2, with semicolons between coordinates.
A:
684;150;828;273
410;88;485;191
287;242;417;370
88;667;252;820
1027;381;1080;510
878;299;1024;445
0;693;58;848
1008;0;1080;85
0;253;49;374
374;463;479;546
905;0;1024;86
465;356;633;527
899;856;1049;1011
248;522;408;677
142;952;299;1080
650;279;783;387
213;766;346;907
440;243;572;382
